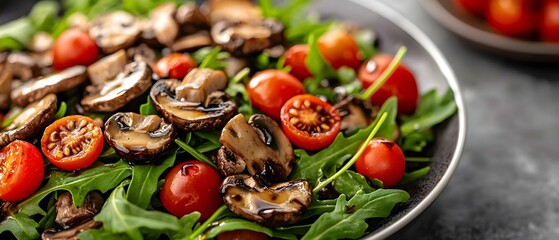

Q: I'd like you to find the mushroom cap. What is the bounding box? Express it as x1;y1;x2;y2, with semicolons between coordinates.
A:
86;49;128;86
89;11;141;54
0;94;57;148
221;174;312;227
175;2;210;34
104;112;176;163
55;191;104;229
41;219;102;240
171;31;213;53
0;63;12;110
211;19;285;56
142;3;180;47
10;66;86;107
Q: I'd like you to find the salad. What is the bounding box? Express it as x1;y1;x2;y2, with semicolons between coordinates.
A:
0;0;457;239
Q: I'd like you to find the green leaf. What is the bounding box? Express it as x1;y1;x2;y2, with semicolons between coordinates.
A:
399;166;430;185
168;213;200;240
37;205;56;229
0;213;40;240
301;199;337;220
375;96;398;140
127;148;177;209
139;96;158;116
18;161;132;216
1;109;22;129
54;102;67;119
199;47;229;70
400;130;433;152
353;30;377;60
305;33;336;80
0;18;34;51
400;89;456;136
204;218;297;240
175;139;218;169
336;67;356;85
333;170;374;197
29;1;59;32
301;189;409;240
78;229;134;240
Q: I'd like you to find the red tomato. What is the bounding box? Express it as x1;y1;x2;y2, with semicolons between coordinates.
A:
486;0;538;38
41;115;104;171
318;30;362;70
358;54;418;115
284;44;312;80
154;53;197;80
160;161;223;220
540;0;559;42
355;138;406;188
280;94;341;151
248;70;306;120
454;0;489;16
217;230;270;240
0;141;44;202
53;28;98;71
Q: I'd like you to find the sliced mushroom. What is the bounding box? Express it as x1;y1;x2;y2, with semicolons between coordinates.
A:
0;94;57;147
171;31;213;52
89;11;141;54
211;19;285;56
10;66;86;106
223;57;248;77
0;63;12;110
176;68;228;103
7;52;37;80
216;146;246;176
142;3;179;47
81;61;152;112
208;0;262;24
127;44;157;68
219;114;294;183
104;112;176;162
221;174;312;227
55;191;104;229
334;97;377;135
67;12;90;32
175;2;210;34
87;50;128;85
41;220;102;240
28;32;53;53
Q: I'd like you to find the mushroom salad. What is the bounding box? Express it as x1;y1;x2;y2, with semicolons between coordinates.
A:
0;0;457;239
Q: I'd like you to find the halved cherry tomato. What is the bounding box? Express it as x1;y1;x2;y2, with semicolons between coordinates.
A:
358;54;418;115
486;0;538;38
248;69;306;120
284;44;312;80
154;53;197;80
280;94;341;151
355;138;405;188
454;0;489;16
217;230;270;240
0;140;44;202
53;28;99;71
540;0;559;42
41;115;104;171
318;30;362;70
160;161;223;220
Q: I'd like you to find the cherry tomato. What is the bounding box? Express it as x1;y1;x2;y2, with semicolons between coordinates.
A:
284;44;312;80
318;30;362;70
154;53;197;80
355;138;405;188
486;0;538;38
0;141;44;202
217;230;270;240
454;0;489;16
280;94;341;151
358;54;418;115
41;115;104;171
540;0;559;42
53;28;99;71
160;161;223;220
248;69;306;120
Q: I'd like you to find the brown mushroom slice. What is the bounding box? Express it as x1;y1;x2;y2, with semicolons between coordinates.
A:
208;0;262;24
81;61;152;112
211;19;285;56
223;57;248;77
7;52;37;81
104;112;176;162
151;79;237;131
176;68;227;103
142;3;179;47
127;44;157;68
216;146;247;176
10;66;86;107
55;191;104;229
89;11;141;54
221;174;312;227
0;63;12;110
171;31;213;52
175;2;210;34
219;114;294;182
0;94;57;147
41;220;102;240
87;50;128;86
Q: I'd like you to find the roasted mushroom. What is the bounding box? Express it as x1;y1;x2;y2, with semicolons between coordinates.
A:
150;68;236;131
207;0;262;24
218;114;294;183
81;61;152;112
0;63;12;110
211;19;285;56
7;52;37;81
171;31;213;52
142;3;179;46
104;112;176;162
0;94;57;147
175;2;210;34
41;220;102;240
221;174;312;227
89;11;141;54
55;191;104;229
127;44;157;68
334;97;379;135
86;50;128;86
10;66;86;106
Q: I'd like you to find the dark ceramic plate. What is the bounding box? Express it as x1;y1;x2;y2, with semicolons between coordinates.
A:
421;0;559;62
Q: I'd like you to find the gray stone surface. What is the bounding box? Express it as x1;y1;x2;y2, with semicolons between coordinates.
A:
381;1;559;239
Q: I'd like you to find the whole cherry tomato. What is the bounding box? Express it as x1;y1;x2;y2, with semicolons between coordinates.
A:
217;230;270;240
41;115;104;171
154;53;197;80
358;54;418;115
0;140;44;202
318;30;362;70
540;0;559;42
248;69;306;120
355;138;406;188
454;0;489;16
280;94;341;151
486;0;538;38
53;28;99;71
284;44;313;80
160;161;223;221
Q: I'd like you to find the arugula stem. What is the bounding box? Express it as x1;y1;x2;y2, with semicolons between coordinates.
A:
175;139;218;170
358;46;407;100
405;157;431;162
312;112;388;194
188;205;228;240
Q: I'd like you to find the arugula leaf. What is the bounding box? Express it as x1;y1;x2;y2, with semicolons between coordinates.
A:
139;96;158;116
399;166;430;185
0;213;40;240
168;213;200;240
305;33;337;80
301;189;409;240
204;218;297;240
78;229;134;240
400;129;433;152
29;1;59;33
127;148;177;209
353;29;377;60
333;170;374;197
18;161;132;216
37;205;56;229
301;199;337;220
198;47;229;70
175;139;218;169
0;18;34;51
375;96;398;140
54;102;67;119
